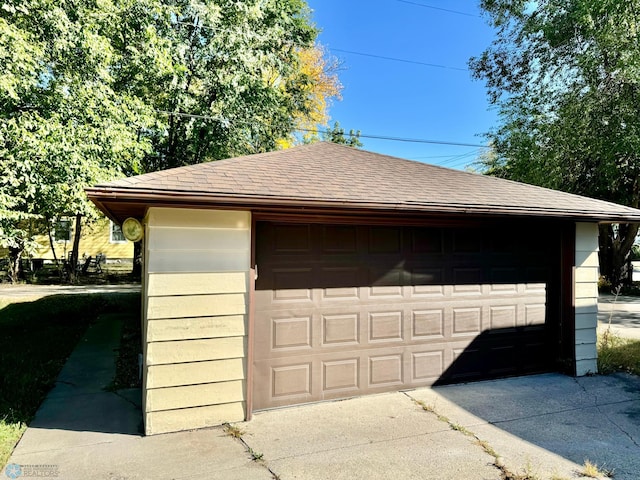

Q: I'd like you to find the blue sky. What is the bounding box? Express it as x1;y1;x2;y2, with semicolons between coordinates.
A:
306;0;498;169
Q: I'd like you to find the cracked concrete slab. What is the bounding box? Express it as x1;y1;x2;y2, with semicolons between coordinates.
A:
239;392;500;480
409;373;640;480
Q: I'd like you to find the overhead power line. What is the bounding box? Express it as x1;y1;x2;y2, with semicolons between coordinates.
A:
396;0;480;18
155;110;489;148
307;129;487;148
172;19;468;73
331;48;467;72
436;149;481;167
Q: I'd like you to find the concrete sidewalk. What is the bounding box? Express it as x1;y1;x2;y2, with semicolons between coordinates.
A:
0;283;141;300
6;313;269;480
6;313;640;480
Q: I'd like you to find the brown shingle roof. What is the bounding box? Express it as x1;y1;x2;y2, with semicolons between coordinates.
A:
86;142;640;223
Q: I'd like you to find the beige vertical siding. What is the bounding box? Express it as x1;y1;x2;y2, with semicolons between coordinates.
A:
143;208;250;435
575;223;599;376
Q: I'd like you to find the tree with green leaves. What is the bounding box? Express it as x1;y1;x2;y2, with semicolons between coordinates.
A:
1;0;334;282
124;0;320;171
322;121;363;148
470;0;640;288
0;0;153;281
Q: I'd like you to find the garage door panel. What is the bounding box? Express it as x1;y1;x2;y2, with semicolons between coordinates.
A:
271;316;313;351
322;313;360;346
489;305;518;331
486;345;519;376
448;347;484;382
270;268;314;300
525;267;550;283
452;307;482;336
322;286;360;300
452;229;483;253
369;354;404;387
490;282;519;294
272;224;312;253
321;225;358;253
411;284;446;297
322;358;360;393
411;309;445;340
410;350;445;382
409;267;445;286
453;267;483;286
410;228;444;253
490;267;521;283
320;266;362;293
272;363;312;398
368;284;404;298
522;341;548;372
368;226;402;253
369;267;404;287
253;221;559;410
525;304;546;325
368;311;404;343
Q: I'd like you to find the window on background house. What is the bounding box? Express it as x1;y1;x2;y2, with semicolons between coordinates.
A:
110;221;126;243
54;219;72;242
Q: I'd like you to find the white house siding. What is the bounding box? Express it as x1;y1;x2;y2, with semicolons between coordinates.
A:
143;208;251;435
574;222;599;376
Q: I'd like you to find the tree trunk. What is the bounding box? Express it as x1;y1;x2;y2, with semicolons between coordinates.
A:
68;213;83;283
599;223;639;290
7;245;23;284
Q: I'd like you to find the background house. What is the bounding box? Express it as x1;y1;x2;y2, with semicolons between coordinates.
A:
0;217;134;268
31;217;133;264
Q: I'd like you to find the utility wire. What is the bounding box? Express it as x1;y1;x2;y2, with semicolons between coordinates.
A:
156;110;489;148
412;149;481;163
331;48;467;71
396;0;480;18
172;20;468;72
436;149;481;167
411;153;475;159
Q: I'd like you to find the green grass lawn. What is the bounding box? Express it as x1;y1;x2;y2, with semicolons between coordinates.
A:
598;329;640;376
0;292;140;468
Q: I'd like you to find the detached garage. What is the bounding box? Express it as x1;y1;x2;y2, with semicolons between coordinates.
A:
86;142;640;435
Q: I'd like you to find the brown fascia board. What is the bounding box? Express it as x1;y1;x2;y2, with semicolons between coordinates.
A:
85;186;640;224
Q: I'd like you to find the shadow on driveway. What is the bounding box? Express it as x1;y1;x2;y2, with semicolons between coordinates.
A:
411;373;640;479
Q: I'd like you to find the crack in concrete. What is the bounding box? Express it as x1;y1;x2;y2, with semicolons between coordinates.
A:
239;426;458;463
574;378;640;450
56;380;76;387
402;391;507;479
487;399;636;427
111;390;141;411
224;426;282;480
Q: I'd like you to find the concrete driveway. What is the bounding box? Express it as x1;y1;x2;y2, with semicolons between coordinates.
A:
4;292;640;480
242;374;640;480
5;311;640;480
598;293;640;339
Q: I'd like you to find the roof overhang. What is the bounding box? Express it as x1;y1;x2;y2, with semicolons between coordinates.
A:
86;186;640;225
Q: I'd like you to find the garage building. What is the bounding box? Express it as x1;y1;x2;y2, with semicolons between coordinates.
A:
86;142;640;435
